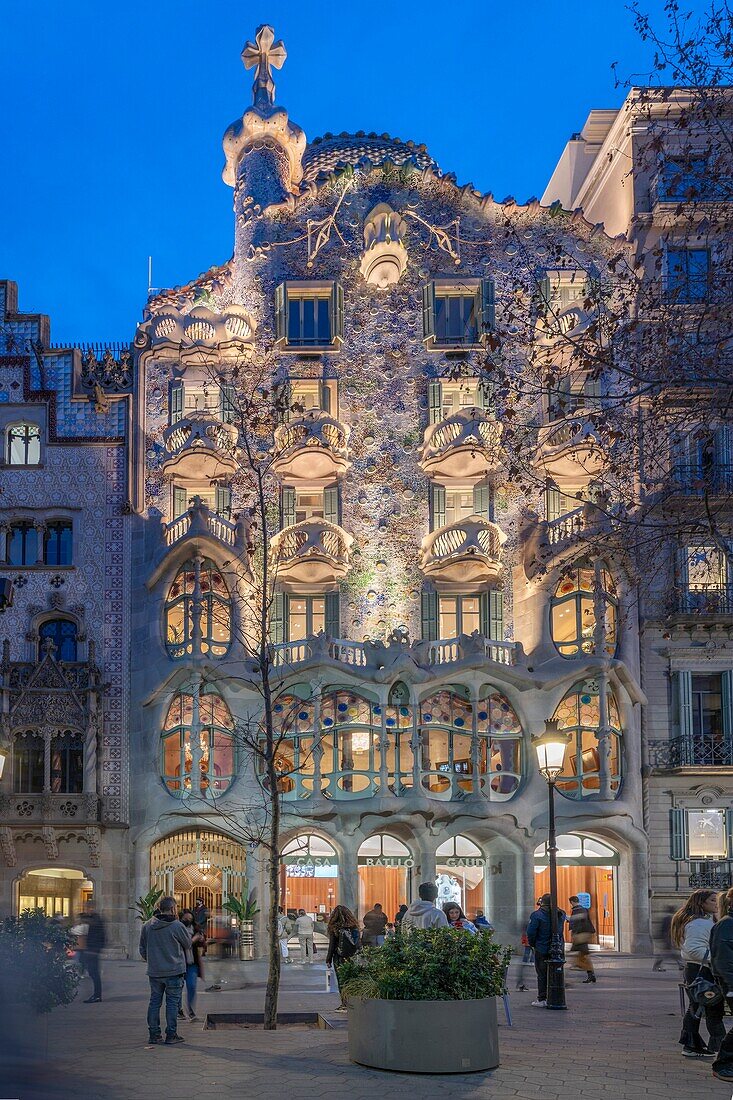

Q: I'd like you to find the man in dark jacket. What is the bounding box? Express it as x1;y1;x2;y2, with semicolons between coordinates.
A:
709;895;733;1081
526;893;566;1007
139;896;192;1045
82;902;106;1003
362;903;388;946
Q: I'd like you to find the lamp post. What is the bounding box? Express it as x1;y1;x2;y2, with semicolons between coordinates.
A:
533;719;571;1011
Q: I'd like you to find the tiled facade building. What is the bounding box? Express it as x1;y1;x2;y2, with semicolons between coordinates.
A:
0;30;730;956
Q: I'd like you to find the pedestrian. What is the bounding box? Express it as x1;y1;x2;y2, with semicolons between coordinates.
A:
526;892;566;1008
139;895;192;1046
394;904;408;931
653;904;685;972
82;901;106;1003
325;904;360;1012
672;889;723;1059
568;895;597;984
179;908;206;1021
474;909;494;933
385;922;396;939
294;907;315;963
401;882;450;932
277;906;293;963
362;902;388;946
70;910;89;977
443;903;478;934
710;887;733;1082
192;898;209;933
515;930;534;991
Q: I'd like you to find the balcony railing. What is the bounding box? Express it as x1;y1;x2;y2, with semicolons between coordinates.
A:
419;408;502;479
162;414;238;479
0;792;100;824
651;172;733;207
164;499;239;548
420;517;504;585
535;416;605;490
269;634;520;673
272;412;350;479
271;518;353;583
671;464;733;495
648;736;733;768
672;585;733;616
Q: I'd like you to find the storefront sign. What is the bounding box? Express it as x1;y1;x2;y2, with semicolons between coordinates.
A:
282;855;338;869
358;856;415;868
443;857;486;868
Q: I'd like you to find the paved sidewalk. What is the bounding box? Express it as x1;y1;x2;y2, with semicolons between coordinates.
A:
5;955;732;1099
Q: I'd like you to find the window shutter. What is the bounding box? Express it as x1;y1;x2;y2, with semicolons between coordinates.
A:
481;589;503;640
727;809;733;860
431;484;446;530
320;381;331;414
473;483;491;520
275;283;287;342
173;487;188;517
324;485;340;526
546;485;561;521
538;274;552;313
324;592;340;637
480;278;496;334
428;380;442;425
669;808;687;861
170;381;184;424
281;486;296;529
422;282;436;342
715;425;732;485
677;671;694;739
331;282;344;342
477;378;495;413
215;485;232;518
219;383;236;424
421;588;438;641
723;670;733;740
270;592;286;644
279;380;292;422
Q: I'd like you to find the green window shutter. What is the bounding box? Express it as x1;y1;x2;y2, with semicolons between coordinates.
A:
715;425;732;481
722;670;733;740
477;378;495;413
279;380;292;422
431;484;446;530
428;380;442;425
320;381;331;414
275;283;287;342
270;592;286;644
421;588;438;641
281;486;296;529
678;670;694;738
219;383;236;424
473;483;491;519
173;487;188;517
480;278;496;334
670;808;686;861
538;274;552;312
324;592;340;637
331;283;344;342
727;809;733;860
170;381;184;424
215;485;232;518
422;282;436;342
324;485;339;525
481;589;503;639
546;485;561;521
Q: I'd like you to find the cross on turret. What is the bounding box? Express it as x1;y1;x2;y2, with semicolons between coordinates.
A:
241;25;287;110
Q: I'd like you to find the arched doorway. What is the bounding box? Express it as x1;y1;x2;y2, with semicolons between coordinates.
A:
435;835;485;920
358;834;413;919
280;834;338;920
534;833;620;949
149;829;248;955
17;867;93;918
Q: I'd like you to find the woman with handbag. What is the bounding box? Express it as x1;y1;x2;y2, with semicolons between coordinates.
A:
671;889;724;1058
325;905;360;1013
568;895;597;984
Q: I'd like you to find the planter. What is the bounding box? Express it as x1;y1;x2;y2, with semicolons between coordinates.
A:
347;996;499;1073
238;919;255;961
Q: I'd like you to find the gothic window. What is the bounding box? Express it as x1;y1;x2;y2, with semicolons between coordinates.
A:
7;522;37;566
12;733;44;793
552;679;622;801
161;690;235;797
50;732;83;793
39;619;78;661
6;423;41;466
550;561;617;658
44;521;73;566
164;559;231;658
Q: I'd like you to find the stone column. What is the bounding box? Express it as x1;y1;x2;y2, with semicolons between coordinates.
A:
33;520;46;565
191;555;203;656
189;673;203;797
42;725;53;793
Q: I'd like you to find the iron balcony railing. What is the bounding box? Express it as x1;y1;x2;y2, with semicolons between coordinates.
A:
671;464;733;495
673;585;733;616
648;735;733;768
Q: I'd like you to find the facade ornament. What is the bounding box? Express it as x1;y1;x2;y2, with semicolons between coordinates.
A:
42;824;59;860
360;204;408;288
403;209;461;265
0;826;16;867
242;25;286;111
86;826;101;867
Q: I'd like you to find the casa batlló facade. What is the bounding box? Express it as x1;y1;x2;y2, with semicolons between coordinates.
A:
0;28;730;956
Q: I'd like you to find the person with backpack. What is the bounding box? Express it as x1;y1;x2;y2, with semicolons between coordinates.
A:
672;889;723;1058
326;904;360;1012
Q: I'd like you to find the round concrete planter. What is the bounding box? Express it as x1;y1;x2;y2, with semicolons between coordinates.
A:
347;996;499;1073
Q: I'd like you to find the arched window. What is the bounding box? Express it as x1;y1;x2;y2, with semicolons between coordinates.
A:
161;689;235;798
39;619;78;661
7;423;41;465
552;679;622;800
435;835;485;916
320;691;385;796
165;558;231;658
7;522;38;566
550;561;617;658
44;521;73;566
12;732;44;793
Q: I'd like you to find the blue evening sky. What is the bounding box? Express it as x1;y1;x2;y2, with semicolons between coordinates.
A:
0;0;706;344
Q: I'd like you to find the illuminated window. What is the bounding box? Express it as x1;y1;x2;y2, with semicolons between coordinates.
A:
50;732;83;793
7;423;41;465
161;690;235;797
12;733;44;793
423;281;495;347
439;596;481;639
288;596;326;641
552;680;622;801
165;559;231;658
550;562;617;657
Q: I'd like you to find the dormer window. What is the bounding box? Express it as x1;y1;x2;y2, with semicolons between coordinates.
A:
276;282;344;350
423;279;495;348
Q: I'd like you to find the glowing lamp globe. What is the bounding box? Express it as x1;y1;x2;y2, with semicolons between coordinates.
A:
533;720;571;781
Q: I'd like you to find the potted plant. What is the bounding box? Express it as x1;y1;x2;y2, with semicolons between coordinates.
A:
130;887;164;923
223;884;260;960
339;927;511;1073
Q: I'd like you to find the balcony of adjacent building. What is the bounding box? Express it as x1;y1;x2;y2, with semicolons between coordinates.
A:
420;379;501;481
650;160;733;212
648;735;733;769
419;517;505;586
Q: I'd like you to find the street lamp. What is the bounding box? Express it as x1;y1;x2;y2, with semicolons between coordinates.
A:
533;719;571;1011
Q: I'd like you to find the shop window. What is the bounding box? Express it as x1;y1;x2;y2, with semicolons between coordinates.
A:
161;689;235;797
50;731;83;793
435;835;485;918
39;619;78;661
7;522;38;566
165;559;231;659
275;282;344;349
12;733;45;793
44;521;73;566
423;279;495;348
552;680;622;800
550;561;617;658
6;423;41;466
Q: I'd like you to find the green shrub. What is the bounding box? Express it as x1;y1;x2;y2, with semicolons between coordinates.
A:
339;927;511;1001
0;909;80;1014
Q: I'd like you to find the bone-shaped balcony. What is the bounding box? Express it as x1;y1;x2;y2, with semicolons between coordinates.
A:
535;415;606;492
419;408;502;480
419;517;505;585
162;414;238;481
272;411;350;480
271;518;353;584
